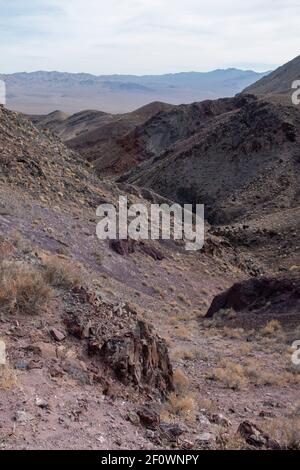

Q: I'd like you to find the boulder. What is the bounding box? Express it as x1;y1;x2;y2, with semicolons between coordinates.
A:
49;328;66;342
137;404;160;428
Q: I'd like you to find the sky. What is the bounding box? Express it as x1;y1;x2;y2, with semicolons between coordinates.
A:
0;0;299;75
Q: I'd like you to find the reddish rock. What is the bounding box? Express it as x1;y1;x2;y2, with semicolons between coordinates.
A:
50;328;66;342
137;405;160;428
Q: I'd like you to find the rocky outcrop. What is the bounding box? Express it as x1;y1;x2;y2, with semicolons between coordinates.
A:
120;95;300;225
109;239;164;260
205;273;300;327
100;321;173;393
238;421;281;449
64;287;173;394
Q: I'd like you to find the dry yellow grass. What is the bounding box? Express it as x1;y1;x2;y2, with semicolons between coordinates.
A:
174;324;191;340
263;416;300;450
171;346;199;361
244;359;281;386
164;392;197;421
261;320;282;336
0;261;52;315
222;326;244;339
198;397;217;412
0;365;18;390
216;430;246;450
208;355;299;390
207;359;248;390
173;368;190;392
43;256;82;289
239;343;252;356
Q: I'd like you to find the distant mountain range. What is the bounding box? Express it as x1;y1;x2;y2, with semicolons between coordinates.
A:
0;68;269;114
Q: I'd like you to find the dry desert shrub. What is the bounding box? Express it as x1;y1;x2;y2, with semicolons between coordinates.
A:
43;256;82;289
171;346;200;361
0;260;52;315
285;325;300;344
263;417;300;450
222;326;244;339
152;286;165;299
164;392;197;421
216;429;246;450
208;356;296;389
0;240;15;263
0;364;18;390
283;421;300;450
173;368;190;392
198;397;217;413
261;320;282;336
238;343;252;356
207;359;248;390
9;229;32;254
244;359;282;386
161;366;196;421
174;324;190;340
93;252;103;266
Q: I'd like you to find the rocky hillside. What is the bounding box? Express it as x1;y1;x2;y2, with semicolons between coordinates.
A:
29;102;174;176
1;82;300;450
119;95;300;226
242;55;300;104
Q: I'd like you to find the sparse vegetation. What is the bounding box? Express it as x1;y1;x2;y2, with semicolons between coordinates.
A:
263;416;300;450
222;326;244;339
152;286;165;299
173;367;190;392
261;320;282;336
0;260;52;315
43;256;82;289
162;392;197;421
207;359;248;390
0;364;18;390
171;346;200;361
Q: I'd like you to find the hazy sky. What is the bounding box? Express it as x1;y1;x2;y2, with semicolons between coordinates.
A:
0;0;299;74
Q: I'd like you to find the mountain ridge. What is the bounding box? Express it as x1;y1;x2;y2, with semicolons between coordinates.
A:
242;55;300;103
0;68;268;114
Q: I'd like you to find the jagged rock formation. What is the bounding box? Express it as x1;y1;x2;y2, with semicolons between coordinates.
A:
63;287;173;394
100;321;173;393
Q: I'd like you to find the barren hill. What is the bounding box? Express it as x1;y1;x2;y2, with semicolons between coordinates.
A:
29;102;175;175
119;95;300;225
242;55;300;104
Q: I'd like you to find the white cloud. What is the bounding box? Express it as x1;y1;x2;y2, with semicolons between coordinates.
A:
0;0;299;73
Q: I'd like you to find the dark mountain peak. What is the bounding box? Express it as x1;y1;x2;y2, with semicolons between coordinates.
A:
242;55;300;98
